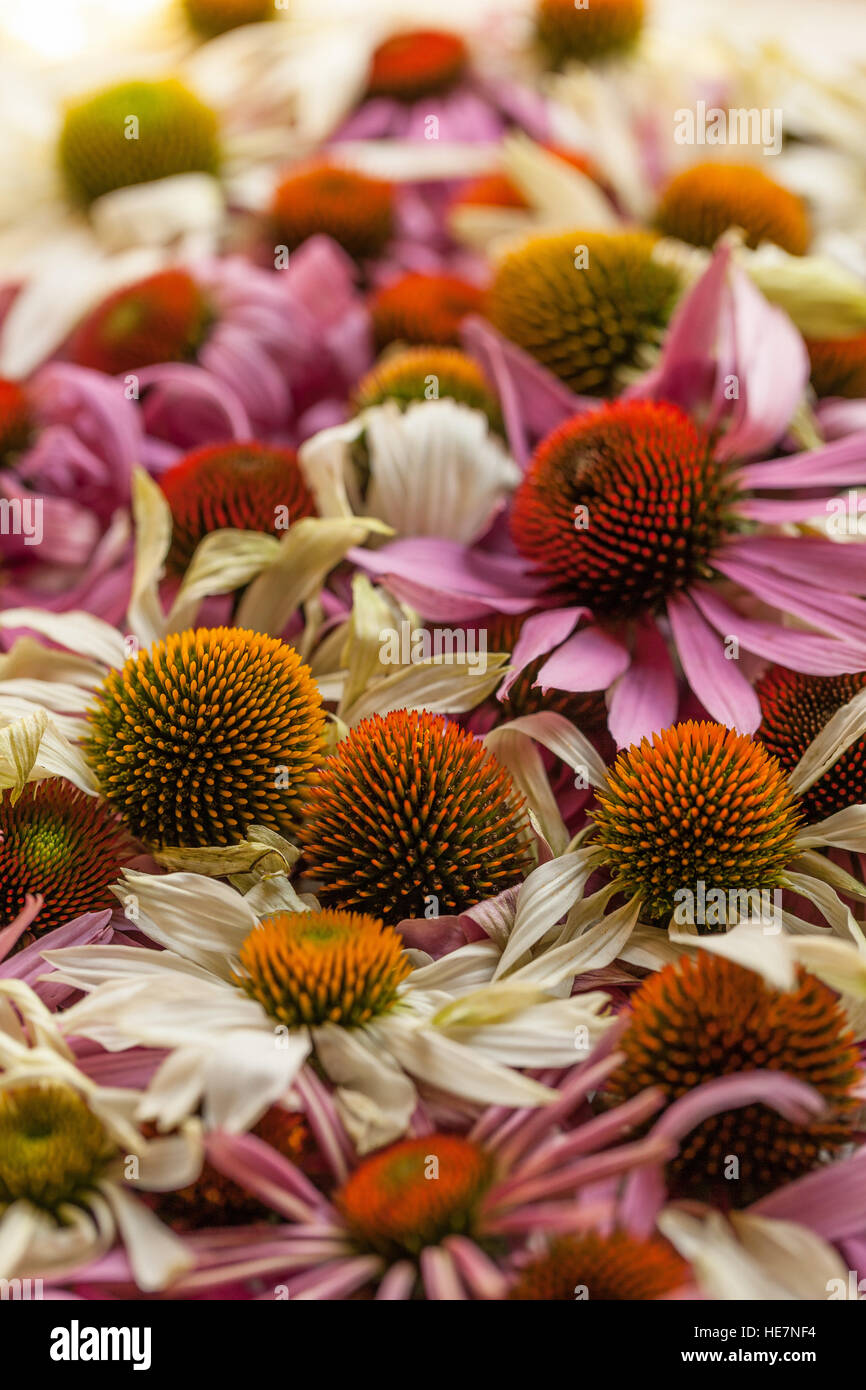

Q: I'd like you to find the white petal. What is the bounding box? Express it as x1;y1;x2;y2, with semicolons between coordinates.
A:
101;1184;192;1293
313;1025;417;1155
364;401;519;545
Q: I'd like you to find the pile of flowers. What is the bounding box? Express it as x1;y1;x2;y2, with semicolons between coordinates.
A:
1;0;865;1303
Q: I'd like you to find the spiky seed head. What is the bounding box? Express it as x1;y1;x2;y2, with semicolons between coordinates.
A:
371;272;485;351
607;953;861;1203
85;627;326;848
486;230;680;394
756;667;866;822
270;162;394;262
0;779;133;939
655;162;810;256
299;708;535;924
591;721;803;923
59;79;220;205
160;440;317;573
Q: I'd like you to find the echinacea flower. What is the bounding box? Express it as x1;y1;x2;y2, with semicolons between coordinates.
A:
605;952;861;1206
135;1043;674;1300
359;386;866;742
299;708;535;924
0;979;201;1292
58;79;221;208
45;869;614;1149
57;243;370;447
159;440;318;575
352;345;502;430
0;778;133;938
334;23;552;145
534;0;645;70
366;29;470;103
489;709;866;986
591;722;803;925
655;162;811;257
66;267;212;376
3;237;372;451
86;626;325;848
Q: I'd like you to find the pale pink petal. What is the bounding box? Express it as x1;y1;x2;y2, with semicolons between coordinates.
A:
816;398;866;439
715;266;809;460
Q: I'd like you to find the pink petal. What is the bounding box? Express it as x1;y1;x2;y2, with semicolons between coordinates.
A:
713;551;866;644
715;266;809;460
667;590;761;731
751;1150;866;1242
535;623;630;693
351;539;545;621
462;316;592;466
739;431;866;489
607;615;679;747
690;583;866;674
496;606;586;698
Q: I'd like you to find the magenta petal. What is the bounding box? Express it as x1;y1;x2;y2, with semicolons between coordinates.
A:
714;267;809;460
462;316;592;466
497;606;586;698
750;1150;866;1242
689;583;866;674
351;539;545;621
667;591;761;731
719;534;866;593
535;623;630;693
630;244;807;460
138;363;252;446
713;552;866;644
607;616;679;747
738;430;866;489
